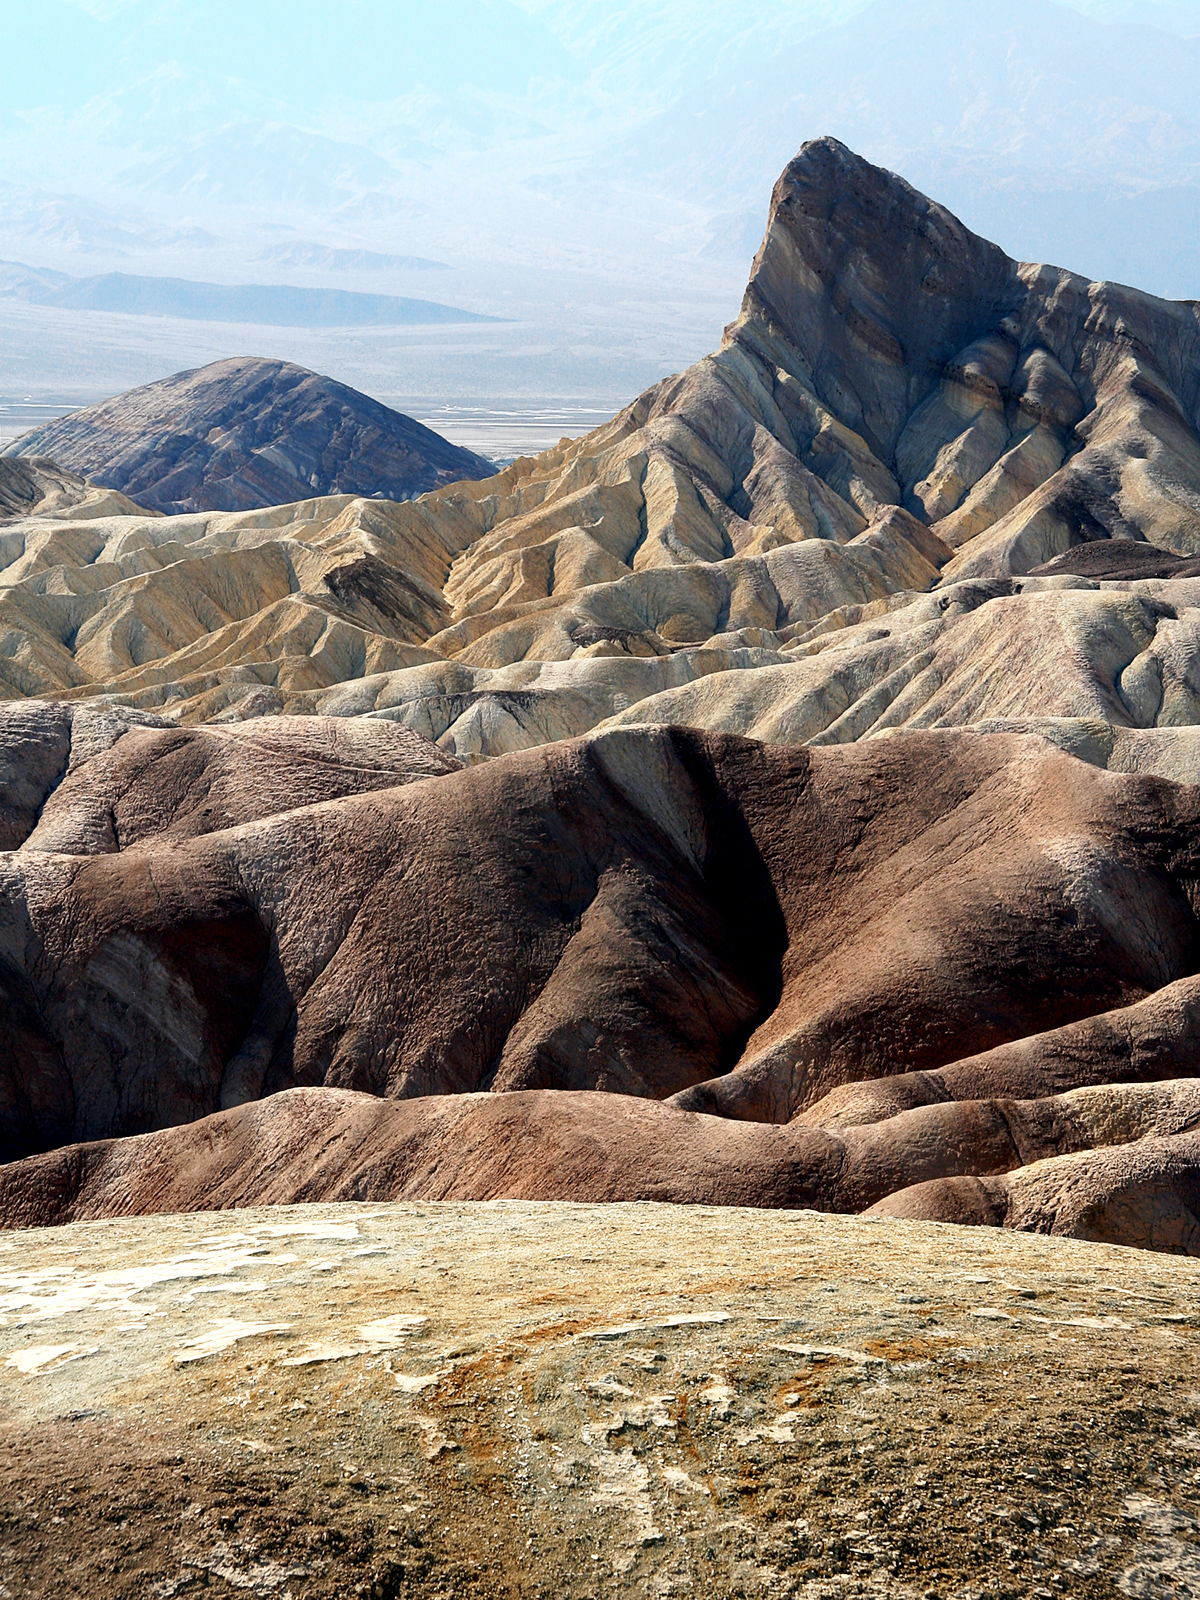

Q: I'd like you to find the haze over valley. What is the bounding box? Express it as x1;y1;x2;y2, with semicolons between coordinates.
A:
2;0;1197;458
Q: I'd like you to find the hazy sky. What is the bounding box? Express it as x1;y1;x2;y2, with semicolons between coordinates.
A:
1;0;1197;412
4;0;1197;288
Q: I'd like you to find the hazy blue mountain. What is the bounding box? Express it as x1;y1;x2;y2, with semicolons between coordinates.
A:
4;1;584;127
116;126;417;216
606;0;1200;296
0;179;219;257
0;264;499;327
253;243;450;272
3;0;1196;413
7;0;1198;301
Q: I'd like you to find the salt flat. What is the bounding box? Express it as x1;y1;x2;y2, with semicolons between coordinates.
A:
1;1200;1198;1597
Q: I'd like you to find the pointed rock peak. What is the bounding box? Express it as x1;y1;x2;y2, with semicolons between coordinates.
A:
733;137;1019;461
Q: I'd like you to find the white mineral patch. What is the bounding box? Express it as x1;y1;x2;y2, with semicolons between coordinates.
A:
736;1414;796;1445
280;1314;428;1365
176;1281;267;1302
181;1540;310;1594
174;1320;292;1364
358;1314;427;1344
414;1415;458;1459
662;1466;708;1495
203;1222;363;1242
0;1237;305;1326
587;1375;637;1399
391;1369;444;1394
5;1343;96;1374
1119;1537;1200;1596
588;1444;663;1547
1123;1496;1199;1534
585;1312;731;1340
699;1382;735;1418
614;1396;674;1430
279;1342;362;1366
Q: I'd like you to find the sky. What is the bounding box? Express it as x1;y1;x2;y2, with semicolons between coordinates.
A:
0;0;1197;416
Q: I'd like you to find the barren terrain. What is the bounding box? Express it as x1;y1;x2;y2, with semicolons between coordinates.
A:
2;1201;1199;1598
2;139;1200;1258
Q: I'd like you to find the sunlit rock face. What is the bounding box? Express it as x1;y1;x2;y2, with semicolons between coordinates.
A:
1;1201;1199;1598
0;140;1195;754
1;140;1200;1253
3;717;1200;1252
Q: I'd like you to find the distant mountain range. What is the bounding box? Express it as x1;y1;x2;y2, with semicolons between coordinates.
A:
252;242;450;272
4;0;1198;301
0;260;497;328
0;176;219;257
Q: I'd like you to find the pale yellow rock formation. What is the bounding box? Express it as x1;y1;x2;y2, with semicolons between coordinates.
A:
0;140;1196;775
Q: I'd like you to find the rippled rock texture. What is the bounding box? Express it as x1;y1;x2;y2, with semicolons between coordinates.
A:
0;139;1195;755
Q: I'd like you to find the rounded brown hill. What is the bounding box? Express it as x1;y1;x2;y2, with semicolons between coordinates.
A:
5;711;1200;1253
1;357;496;514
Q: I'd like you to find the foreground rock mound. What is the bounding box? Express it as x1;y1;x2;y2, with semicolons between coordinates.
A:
1;1201;1198;1598
2;357;495;513
2;709;1200;1250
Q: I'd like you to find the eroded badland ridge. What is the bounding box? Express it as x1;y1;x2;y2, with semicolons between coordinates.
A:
0;139;1197;749
0;140;1199;1248
3;131;1200;1600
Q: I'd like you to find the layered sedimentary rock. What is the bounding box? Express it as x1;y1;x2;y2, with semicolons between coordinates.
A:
5;1081;1200;1252
2;357;495;514
2;714;1200;1251
0;456;145;523
0;140;1195;761
0;141;1195;760
5;702;458;854
2;139;1200;1251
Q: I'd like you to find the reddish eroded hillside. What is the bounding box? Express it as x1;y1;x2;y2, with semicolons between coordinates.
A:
2;710;1200;1249
2;138;1200;1252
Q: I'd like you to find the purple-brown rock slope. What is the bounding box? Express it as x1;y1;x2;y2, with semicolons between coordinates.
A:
1;709;1200;1252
